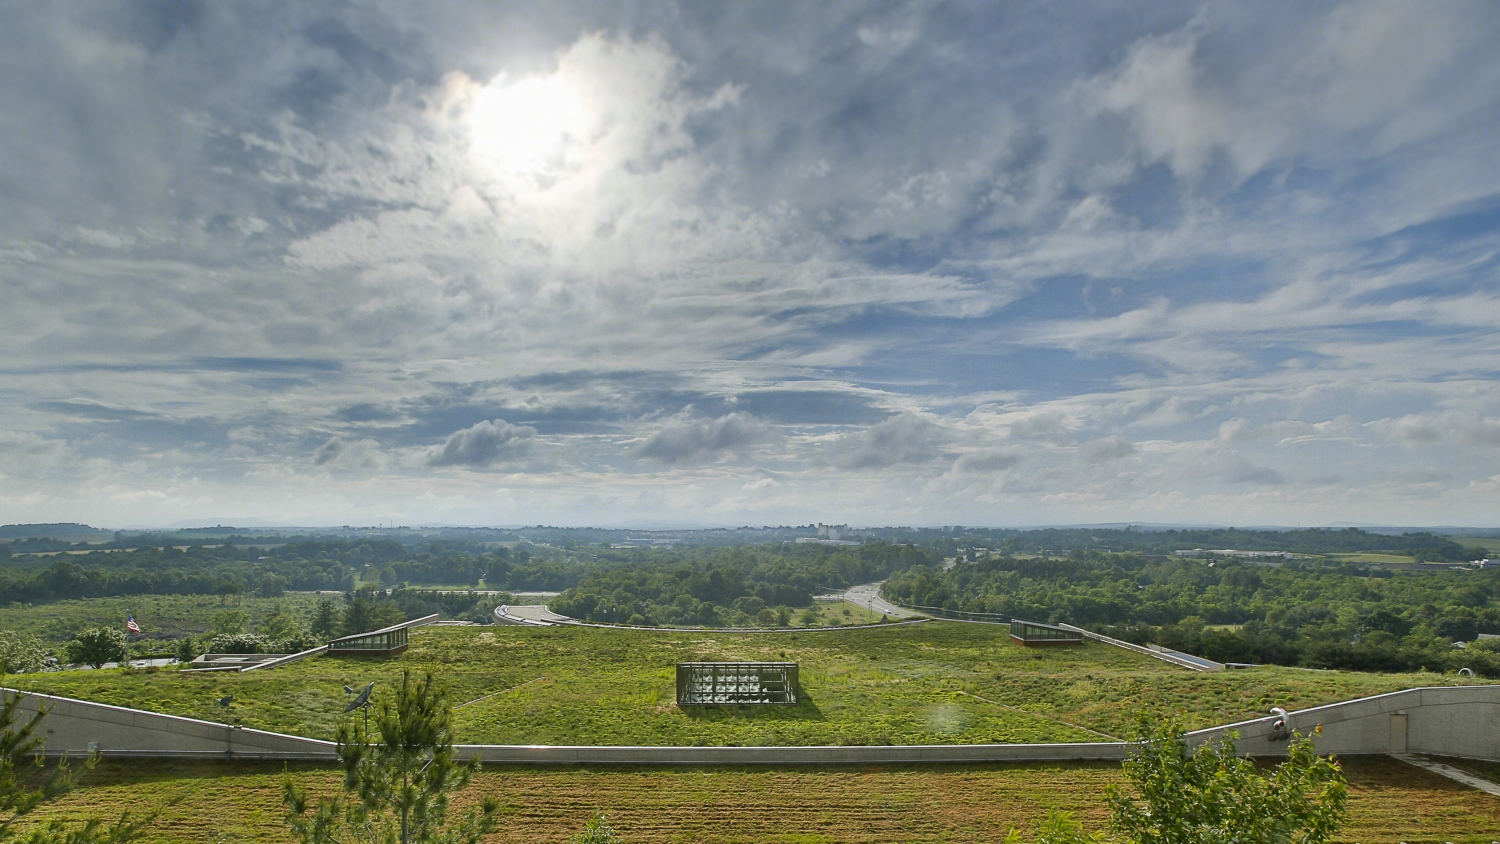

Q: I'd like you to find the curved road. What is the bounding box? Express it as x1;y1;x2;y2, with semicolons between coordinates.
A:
838;582;923;619
498;581;923;627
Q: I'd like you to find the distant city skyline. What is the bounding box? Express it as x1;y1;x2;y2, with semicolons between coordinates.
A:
3;2;1498;529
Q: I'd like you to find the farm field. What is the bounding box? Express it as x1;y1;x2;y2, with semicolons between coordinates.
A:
16;756;1500;843
1323;551;1421;565
1452;536;1500;555
0;593;329;646
5;623;1478;746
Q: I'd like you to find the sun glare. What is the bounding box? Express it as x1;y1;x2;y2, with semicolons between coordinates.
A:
468;75;587;177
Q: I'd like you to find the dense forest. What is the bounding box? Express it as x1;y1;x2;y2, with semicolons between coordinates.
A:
0;538;588;605
857;525;1482;562
550;542;937;626
882;551;1500;675
4;523;1497;670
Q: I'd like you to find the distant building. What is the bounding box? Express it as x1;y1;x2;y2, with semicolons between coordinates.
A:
817;523;848;540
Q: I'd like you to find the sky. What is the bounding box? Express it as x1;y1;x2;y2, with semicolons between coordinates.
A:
2;1;1499;530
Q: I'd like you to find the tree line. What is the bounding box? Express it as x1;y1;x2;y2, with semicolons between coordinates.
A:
882;550;1500;675
0;539;595;606
550;542;937;626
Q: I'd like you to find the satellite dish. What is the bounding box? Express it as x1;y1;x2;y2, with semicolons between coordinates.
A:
217;695;234;708
343;681;374;713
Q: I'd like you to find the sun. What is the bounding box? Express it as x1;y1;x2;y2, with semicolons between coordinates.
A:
468;74;588;177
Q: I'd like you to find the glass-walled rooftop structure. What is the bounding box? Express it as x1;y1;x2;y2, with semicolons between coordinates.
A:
1009;619;1083;646
676;662;799;705
328;622;410;656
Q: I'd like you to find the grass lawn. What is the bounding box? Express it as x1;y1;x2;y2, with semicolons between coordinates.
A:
5;624;1478;747
15;756;1500;843
790;600;891;627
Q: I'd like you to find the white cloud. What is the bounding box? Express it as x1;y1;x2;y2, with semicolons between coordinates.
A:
2;5;1498;527
827;414;951;471
637;412;777;466
428;420;537;469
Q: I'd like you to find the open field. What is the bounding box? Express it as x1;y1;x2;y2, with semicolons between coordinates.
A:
0;593;328;647
1452;536;1500;555
800;600;890;626
6;624;1478;746
16;756;1500;843
1323;551;1420;565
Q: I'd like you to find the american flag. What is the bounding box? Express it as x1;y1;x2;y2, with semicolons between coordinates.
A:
126;614;141;634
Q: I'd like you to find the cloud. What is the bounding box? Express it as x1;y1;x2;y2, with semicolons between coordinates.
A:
1080;436;1136;464
637;412;776;465
427;419;536;468
1006;412;1077;447
1226;462;1285;486
2;5;1499;528
313;436;387;470
829;413;950;470
0;430;71;478
952;450;1021;474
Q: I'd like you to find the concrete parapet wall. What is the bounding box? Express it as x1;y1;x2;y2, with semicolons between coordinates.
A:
8;684;1499;765
241;644;329;672
1057;623;1223;672
5;688;335;761
1187;685;1500;759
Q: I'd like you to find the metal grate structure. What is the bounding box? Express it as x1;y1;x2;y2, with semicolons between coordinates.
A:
676;662;799;705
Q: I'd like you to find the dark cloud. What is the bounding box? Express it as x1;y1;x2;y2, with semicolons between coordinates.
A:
314;435;385;469
637;412;776;465
832;413;949;470
428;419;537;468
313;436;344;465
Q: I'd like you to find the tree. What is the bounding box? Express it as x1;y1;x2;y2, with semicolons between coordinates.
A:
340;597;375;637
62;628;125;670
312;599;339;639
1;691;148;843
1006;719;1345;844
1106;717;1345;844
569;813;622;844
258;573;288;599
1003;811;1103;844
0;633;46;676
261;604;306;646
283;671;500;844
175;637;199;664
208;632;267;655
209;609;250;637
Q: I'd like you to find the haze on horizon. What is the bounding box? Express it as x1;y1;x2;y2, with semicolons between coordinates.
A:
3;2;1499;530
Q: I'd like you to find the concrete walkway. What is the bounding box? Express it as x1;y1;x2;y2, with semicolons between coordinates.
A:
1391;753;1500;796
496;604;571;624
